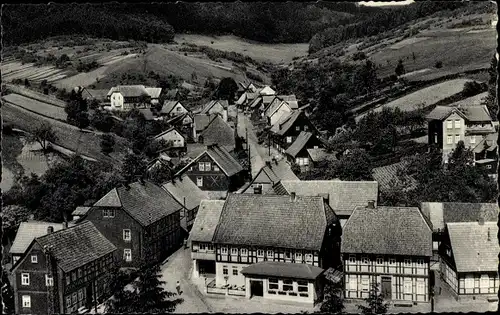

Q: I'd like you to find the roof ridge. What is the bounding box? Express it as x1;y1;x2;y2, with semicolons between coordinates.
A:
36;220;91;242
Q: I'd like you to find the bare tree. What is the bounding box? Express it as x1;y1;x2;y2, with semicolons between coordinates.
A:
27;123;58;151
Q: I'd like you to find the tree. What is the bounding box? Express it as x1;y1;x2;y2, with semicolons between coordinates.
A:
462;80;486;97
148;162;173;185
484;55;497;119
395;59;405;76
121;153;148;183
318;279;344;314
1;205;31;246
74;111;90;130
100;134;116;155
28;123;58;151
138;93;151;108
24;78;30;87
215;77;239;103
333;149;373;181
357;283;388;315
2;270;15;314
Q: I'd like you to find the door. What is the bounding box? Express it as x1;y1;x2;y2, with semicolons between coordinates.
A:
381;276;392;300
250;280;264;297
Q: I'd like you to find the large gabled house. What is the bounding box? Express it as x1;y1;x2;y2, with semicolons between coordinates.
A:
80;181;183;268
152;126;187;150
241;160;299;195
175;144;246;198
160;100;189;118
426;104;495;162
342;204;433;304
263;95;299;123
269;110;317;154
439;221;499;298
208;193;341;305
107;85;151;111
145;87;162;105
201;100;229;122
190;200;226;278
11;221;116;315
284;131;324;171
162;174;210;231
419;202;498;252
272;179;379;226
197;114;236;151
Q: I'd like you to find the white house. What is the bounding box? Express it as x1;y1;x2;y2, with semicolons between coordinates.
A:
153;127;186;148
268;101;292;126
201;100;228;122
107;85;151;111
161;101;189;117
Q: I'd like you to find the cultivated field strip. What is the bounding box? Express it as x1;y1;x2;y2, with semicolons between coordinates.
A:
4;84;67;108
3;94;68;121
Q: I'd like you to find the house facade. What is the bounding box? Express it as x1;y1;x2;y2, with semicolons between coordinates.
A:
12;221;116;315
270;110;317;154
208;193;340;305
201;100;228;122
268;101;292;127
82;181;183;268
175;144;245;196
342;204;433;304
426;105;495;162
473;132;498;176
439;222;499;298
153;127;186;149
161;101;189;117
107;85;152;111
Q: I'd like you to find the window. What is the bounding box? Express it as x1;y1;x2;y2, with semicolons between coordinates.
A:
221;247;228;254
78;268;83;279
285;251;291;259
196;177;203;187
417;259;424;266
269;278;279;290
207;244;214;251
66;296;71;309
103;209;115;218
123;229;131;241
376;257;383;265
31;255;38;263
66;275;70;285
361;257;369;264
46;274;54;286
213;164;220;171
232;267;238;276
404;279;412;294
470;135;476;144
231;248;238;255
454;119;461;129
487;165;492;169
257;249;264;257
267;250;273;258
296;126;300;131
480;275;489;289
454;134;460;144
72;292;77;304
72;271;76;282
404;259;411;266
78;289;84;301
305;254;313;262
446;135;452;144
304;125;309;131
434;133;438;143
22;295;31;308
286;136;293;143
361;277;369;291
446;120;453;129
349;255;356;263
295;252;302;261
416;279;425;295
283;279;293;291
465;277;474;289
198;162;205;171
124;249;132;262
223;266;228;275
205;162;211;170
21;273;30;286
240;248;247;255
298;280;308;292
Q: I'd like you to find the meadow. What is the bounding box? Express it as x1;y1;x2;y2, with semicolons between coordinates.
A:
3;94;68;121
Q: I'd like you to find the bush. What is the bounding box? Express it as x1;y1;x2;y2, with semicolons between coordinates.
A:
435;60;443;68
352;51;367;61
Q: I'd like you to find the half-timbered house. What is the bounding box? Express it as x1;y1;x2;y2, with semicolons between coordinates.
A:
269;110;317;154
81;181;183;268
439;221;499;299
11;221;116;315
174;144;245;198
342;204;432;304
284;132;324;171
209;193;341;305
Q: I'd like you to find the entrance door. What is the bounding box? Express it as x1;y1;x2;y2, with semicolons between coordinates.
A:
250;280;264;297
381;277;392;300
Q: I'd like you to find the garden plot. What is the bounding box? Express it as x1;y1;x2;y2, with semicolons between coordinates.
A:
2;62;35;74
27;69;65;81
356;78;472;121
3;94;68;121
389;37;430;50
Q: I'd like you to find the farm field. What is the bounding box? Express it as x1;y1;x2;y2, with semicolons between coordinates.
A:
2;102;130;167
445;91;489;108
2;61;73;83
367;28;496;78
173;34;309;64
4;84;67;108
3;93;68;121
356;78;472;121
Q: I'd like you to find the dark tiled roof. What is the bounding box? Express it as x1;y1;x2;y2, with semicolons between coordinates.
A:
161;101;181;115
152;126;185;141
72;206;91;216
194;114;218;131
242;162;299;193
447;222;498;272
10;221;65;255
426;106;464;121
274;180;379;217
213;194;335;251
241;261;324;280
420;202;499;232
249;97;263;109
93;182;183;226
199;115;235;148
372;161;418;192
162;175;209;210
190;200;225;243
35;221;117;272
426;105;491;122
342;206;432;257
270;110;302;135
176;145;243;177
285;131;313;158
201;100;228;114
307;148;337;162
108;85;148;98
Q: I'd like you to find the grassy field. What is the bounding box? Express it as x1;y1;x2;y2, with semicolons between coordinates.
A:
174;34;309;64
356;78;472;121
2;102;129;167
3;93;68;120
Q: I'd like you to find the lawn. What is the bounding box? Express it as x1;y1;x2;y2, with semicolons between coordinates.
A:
356;78;472;120
3;93;68;121
173;34;309;64
2;102;129;168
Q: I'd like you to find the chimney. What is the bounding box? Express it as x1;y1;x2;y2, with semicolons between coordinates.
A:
47;226;54;234
28;214;35;221
290;192;296;202
478;217;485;225
62;221;68;229
487;227;491;241
254;185;262;195
367;200;375;209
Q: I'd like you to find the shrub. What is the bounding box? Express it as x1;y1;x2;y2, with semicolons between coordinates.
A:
435;60;443;68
